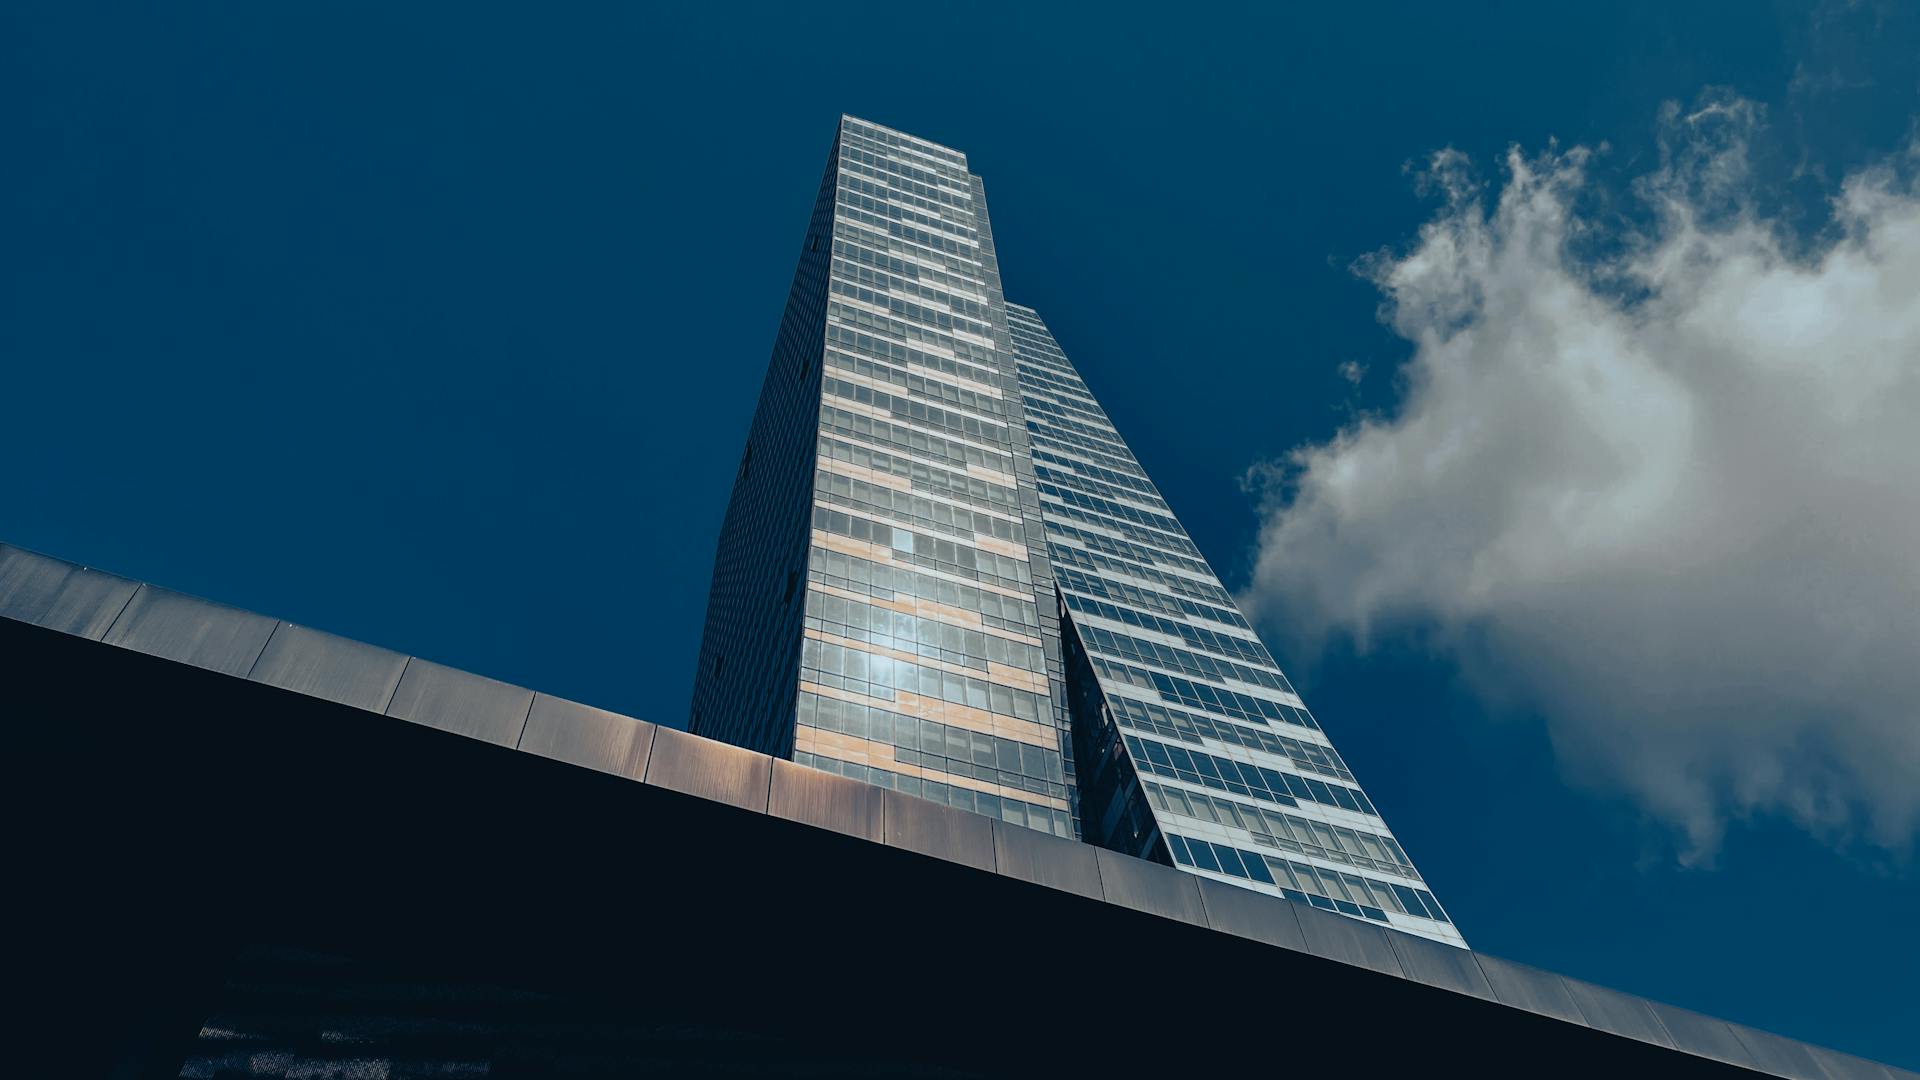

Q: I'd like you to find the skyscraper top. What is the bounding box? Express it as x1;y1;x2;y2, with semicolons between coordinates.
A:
840;114;970;167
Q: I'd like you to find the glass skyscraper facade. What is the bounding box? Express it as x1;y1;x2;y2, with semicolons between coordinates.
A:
1009;304;1464;947
693;116;1461;946
693;116;1078;839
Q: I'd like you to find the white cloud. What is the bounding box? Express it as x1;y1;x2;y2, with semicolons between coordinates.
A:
1244;96;1920;863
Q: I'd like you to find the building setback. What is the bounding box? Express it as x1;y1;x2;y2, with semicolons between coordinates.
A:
692;115;1457;946
1010;304;1461;946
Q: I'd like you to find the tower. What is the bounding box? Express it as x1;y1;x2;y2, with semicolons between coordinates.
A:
691;116;1078;838
692;116;1461;945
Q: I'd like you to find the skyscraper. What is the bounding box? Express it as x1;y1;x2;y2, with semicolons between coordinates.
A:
692;115;1460;946
691;116;1079;839
1008;304;1464;946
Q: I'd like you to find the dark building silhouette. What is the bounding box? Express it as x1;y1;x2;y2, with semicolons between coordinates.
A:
7;541;1908;1077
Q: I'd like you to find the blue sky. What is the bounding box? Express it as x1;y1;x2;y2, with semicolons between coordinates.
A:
4;2;1915;1067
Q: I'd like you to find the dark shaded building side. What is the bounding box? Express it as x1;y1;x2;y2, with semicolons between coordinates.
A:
688;137;839;756
7;541;1909;1079
1062;608;1162;858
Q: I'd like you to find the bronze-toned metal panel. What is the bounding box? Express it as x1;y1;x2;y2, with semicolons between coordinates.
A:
519;694;654;780
1093;848;1206;927
103;584;278;677
643;727;772;814
0;544;139;640
883;789;995;872
384;658;534;748
249;622;409;713
769;758;883;841
1194;877;1307;952
991;818;1101;900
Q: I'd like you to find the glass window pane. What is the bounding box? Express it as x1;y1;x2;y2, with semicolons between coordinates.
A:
1212;844;1248;878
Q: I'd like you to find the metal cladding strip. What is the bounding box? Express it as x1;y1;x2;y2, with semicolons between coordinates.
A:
1386;924;1498;1001
521;693;655;781
1293;899;1407;977
1564;976;1678;1048
0;544;140;639
1651;1003;1765;1073
386;658;537;748
1477;953;1588;1024
989;817;1102;900
250;622;410;713
1804;1046;1903;1080
769;757;884;842
884;788;996;872
1193;876;1307;953
1728;1024;1841;1080
2;540;1913;1080
643;727;773;813
1092;845;1208;926
104;583;279;678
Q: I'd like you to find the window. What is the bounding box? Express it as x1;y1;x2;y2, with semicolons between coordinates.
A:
1212;844;1248;878
1311;822;1341;854
1356;833;1389;863
1265;857;1296;890
1339;873;1375;906
1416;890;1451;924
1243;854;1275;885
1318;872;1352;904
1163;786;1193;816
1289;862;1322;894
